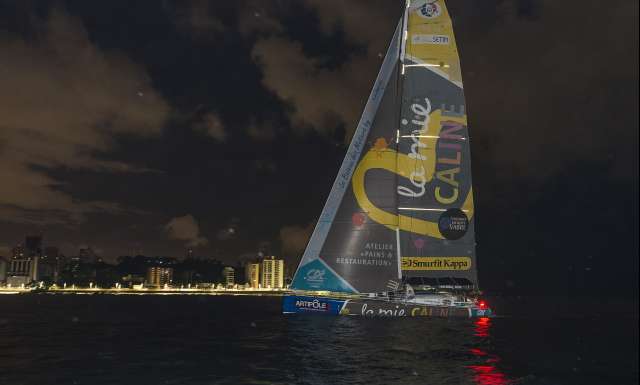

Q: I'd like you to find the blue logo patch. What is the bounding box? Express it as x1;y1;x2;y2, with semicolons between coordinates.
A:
290;259;355;293
295;298;330;312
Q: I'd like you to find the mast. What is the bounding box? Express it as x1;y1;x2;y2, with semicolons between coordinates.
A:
394;0;410;282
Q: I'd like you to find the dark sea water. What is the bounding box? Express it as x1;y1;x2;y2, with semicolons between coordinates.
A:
0;295;637;385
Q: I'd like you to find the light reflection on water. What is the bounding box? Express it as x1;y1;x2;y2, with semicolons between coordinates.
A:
468;317;510;385
282;312;513;385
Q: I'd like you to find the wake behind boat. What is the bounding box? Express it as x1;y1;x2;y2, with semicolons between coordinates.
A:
283;0;493;318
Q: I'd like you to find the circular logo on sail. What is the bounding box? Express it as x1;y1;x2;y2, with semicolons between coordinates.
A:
438;208;468;240
419;1;441;19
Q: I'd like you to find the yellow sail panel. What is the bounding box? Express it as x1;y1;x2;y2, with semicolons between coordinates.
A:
406;0;463;85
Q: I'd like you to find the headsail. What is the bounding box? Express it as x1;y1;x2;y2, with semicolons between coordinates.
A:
291;0;477;294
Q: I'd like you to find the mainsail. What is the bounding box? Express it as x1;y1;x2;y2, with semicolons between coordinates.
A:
291;0;477;294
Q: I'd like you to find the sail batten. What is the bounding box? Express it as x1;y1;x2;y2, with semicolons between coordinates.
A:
291;0;478;294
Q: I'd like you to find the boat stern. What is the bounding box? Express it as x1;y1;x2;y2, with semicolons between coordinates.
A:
470;299;494;317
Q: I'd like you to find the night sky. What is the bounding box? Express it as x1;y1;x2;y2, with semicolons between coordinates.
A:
0;0;637;295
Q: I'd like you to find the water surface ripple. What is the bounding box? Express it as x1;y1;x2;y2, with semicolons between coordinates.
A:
0;295;637;385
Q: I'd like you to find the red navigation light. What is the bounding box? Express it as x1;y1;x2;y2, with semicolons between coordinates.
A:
479;300;487;309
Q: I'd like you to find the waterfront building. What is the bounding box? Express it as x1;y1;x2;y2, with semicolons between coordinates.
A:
39;247;62;283
24;235;43;258
0;256;6;283
223;266;235;287
12;244;25;259
245;262;260;289
7;236;43;285
6;255;38;287
44;247;59;259
146;266;173;287
121;274;145;288
78;247;97;264
261;256;284;289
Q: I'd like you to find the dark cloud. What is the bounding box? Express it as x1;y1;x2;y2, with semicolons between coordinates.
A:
246;119;277;141
459;0;638;181
237;0;284;37
164;214;208;247
247;0;637;182
215;218;240;241
279;222;313;256
193;112;227;141
0;8;170;224
166;0;225;39
249;1;397;137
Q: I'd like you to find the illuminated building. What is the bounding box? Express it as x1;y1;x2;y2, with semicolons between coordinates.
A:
146;267;173;287
7;237;42;285
7;255;38;286
245;262;260;289
261;256;284;289
223;266;235;287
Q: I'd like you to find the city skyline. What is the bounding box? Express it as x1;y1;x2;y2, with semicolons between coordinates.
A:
1;233;274;263
0;232;288;289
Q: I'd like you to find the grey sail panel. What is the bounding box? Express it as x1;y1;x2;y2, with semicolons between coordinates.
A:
314;61;402;294
290;21;402;293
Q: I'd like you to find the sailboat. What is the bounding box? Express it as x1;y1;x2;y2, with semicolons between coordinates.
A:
283;0;492;318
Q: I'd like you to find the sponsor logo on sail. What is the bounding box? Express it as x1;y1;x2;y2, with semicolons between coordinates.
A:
412;34;450;45
438;208;469;240
401;256;471;271
418;1;441;19
397;97;432;199
351;94;473;239
295;299;330;312
304;268;325;288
